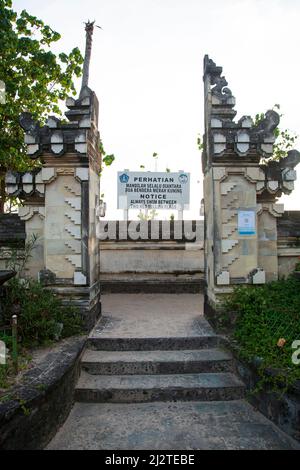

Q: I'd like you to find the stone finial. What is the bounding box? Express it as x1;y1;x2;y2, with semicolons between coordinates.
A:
254;110;280;135
203;55;232;98
203;55;235;113
203;56;285;168
19;112;40;136
261;149;300;197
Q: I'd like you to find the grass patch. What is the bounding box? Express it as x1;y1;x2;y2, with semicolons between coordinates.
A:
0;278;83;391
223;276;300;394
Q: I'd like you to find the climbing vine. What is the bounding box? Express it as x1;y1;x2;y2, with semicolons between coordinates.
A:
254;104;298;163
196;104;299;164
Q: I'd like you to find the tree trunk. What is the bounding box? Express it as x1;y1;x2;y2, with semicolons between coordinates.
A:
0;173;6;213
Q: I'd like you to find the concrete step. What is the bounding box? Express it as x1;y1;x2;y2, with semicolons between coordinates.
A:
100;279;204;294
75;371;245;403
81;348;234;375
87;335;222;351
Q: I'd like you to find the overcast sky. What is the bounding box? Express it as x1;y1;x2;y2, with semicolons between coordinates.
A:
15;0;300;219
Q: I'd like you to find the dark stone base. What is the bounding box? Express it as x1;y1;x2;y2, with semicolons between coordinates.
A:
204;294;223;329
236;358;300;442
48;281;101;332
204;293;216;326
83;299;101;331
204;293;235;332
100;280;205;294
0;336;86;450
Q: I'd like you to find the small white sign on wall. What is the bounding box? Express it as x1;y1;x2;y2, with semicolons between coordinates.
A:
238;210;256;235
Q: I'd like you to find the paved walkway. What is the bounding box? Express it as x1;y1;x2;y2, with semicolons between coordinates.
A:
48;294;300;450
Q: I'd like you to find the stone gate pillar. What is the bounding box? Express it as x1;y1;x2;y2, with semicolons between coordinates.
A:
5;86;101;329
202;56;300;323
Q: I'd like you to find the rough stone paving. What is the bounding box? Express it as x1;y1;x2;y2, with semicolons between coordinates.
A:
48;294;300;450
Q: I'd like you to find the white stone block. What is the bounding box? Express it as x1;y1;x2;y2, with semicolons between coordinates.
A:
282;168;297;181
23;184;33;194
75;168;89;182
27;144;39;155
65;239;81;254
256;181;265;192
51;144;64;154
36;184;45;194
65;225;81;239
65;197;81;210
66;255;82;268
74;271;87;286
222;239;238;254
282;181;294;192
75;143;87;154
6;185;18;194
81;97;90;106
22;173;33;184
213;168;226;181
221;182;236;195
211;118;222;128
42;167;56;183
240;116;253;128
79;117;91;128
252;269;266;284
247;167;265;181
267;181;279;192
25;134;36;144
46;117;58;128
216;271;230;285
65;210;81;225
261;143;273;154
66;97;76;107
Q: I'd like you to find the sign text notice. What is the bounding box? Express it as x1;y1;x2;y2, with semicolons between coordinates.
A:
117;171;190;210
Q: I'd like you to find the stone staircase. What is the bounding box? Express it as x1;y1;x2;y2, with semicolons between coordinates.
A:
48;296;300;450
75;323;245;404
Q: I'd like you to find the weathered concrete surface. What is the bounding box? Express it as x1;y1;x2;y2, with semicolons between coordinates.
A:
100;237;204;293
47;400;300;450
47;294;300;450
81;348;234;375
100;220;204;293
75;371;245;403
0;336;86;450
90;293;212;339
88;294;219;350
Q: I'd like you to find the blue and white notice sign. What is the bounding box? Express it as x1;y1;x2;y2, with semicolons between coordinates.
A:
238;210;256;235
117;171;190;210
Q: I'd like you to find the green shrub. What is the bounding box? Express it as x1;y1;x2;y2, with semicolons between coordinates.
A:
1;278;83;348
0;332;12;389
223;276;300;394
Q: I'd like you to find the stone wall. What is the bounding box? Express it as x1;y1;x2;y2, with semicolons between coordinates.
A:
202;55;300;318
236;356;300;442
277;211;300;278
2;212;300;289
100;220;204;293
0;336;85;450
4;86;102;329
0;214;25;271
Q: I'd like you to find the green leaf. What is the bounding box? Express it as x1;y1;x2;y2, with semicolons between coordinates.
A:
0;1;83;178
103;154;115;167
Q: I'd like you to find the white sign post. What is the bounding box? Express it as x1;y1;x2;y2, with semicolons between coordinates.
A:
117;171;190;215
